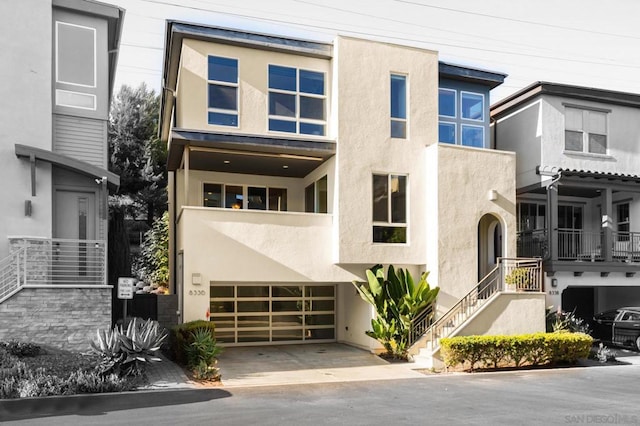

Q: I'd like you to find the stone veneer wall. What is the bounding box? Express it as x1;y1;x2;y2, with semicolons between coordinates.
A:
0;287;111;351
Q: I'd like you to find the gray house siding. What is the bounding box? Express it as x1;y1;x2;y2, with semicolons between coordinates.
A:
53;114;107;168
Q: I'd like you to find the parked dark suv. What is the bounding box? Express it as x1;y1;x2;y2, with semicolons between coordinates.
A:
593;307;640;350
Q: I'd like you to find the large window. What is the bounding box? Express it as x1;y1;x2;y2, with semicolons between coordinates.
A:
564;106;608;154
207;56;239;126
55;21;97;110
268;65;326;136
203;183;286;211
372;174;407;243
390;74;407;138
438;88;486;147
305;175;328;213
518;202;546;231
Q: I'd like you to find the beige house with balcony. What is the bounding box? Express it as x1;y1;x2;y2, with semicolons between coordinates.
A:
159;21;545;356
0;0;123;349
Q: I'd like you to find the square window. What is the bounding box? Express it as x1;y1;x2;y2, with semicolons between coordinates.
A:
208;85;237;110
300;70;324;95
439;89;456;117
461;92;484;121
564;107;609;154
439;122;456;144
268;65;297;91
269;92;296;117
461;125;484;148
208;56;238;83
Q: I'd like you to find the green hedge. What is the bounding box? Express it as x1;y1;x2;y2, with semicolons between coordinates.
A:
169;320;216;365
440;332;593;371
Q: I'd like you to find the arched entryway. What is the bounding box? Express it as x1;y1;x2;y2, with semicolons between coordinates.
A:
478;213;503;280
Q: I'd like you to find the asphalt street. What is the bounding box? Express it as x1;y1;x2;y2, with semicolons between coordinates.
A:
3;364;640;425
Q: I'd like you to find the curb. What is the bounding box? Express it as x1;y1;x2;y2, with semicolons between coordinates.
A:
0;387;232;422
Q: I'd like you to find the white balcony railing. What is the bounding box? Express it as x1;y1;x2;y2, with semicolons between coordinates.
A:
0;238;107;301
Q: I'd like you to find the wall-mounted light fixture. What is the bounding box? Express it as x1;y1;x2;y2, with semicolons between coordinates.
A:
551;278;558;288
488;189;498;201
24;200;32;217
192;273;202;285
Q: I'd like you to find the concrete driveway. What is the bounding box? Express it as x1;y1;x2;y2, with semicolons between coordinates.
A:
217;343;426;387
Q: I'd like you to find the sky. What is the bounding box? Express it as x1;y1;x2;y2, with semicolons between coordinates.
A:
109;0;640;104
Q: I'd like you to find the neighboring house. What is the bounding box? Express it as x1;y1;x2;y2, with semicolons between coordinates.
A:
0;0;123;349
492;82;640;326
159;21;545;356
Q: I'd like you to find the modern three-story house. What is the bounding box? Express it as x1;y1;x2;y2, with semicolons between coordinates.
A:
159;21;546;355
0;0;123;349
492;82;640;326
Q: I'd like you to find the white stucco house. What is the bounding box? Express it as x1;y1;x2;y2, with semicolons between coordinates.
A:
159;20;546;358
0;0;123;349
492;82;640;326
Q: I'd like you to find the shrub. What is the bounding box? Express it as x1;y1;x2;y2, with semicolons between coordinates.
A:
440;332;593;371
17;372;74;398
185;328;222;380
91;317;167;377
0;340;42;357
69;370;138;394
546;308;591;334
170;320;216;365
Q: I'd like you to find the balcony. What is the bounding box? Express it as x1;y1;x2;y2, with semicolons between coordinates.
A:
177;207;337;282
1;238;107;303
517;230;640;274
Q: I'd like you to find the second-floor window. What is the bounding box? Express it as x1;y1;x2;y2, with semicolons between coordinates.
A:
438;88;485;148
305;175;328;213
55;21;97;110
373;174;407;243
390;74;407;138
518;202;546;232
268;65;326;136
564;106;608;155
208;56;239;127
616;202;630;241
203;183;287;211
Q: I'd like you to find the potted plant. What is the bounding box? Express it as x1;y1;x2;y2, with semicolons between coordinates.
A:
504;268;531;292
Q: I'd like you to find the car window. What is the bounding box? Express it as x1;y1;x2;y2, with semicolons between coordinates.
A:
621;312;633;321
629;313;640;321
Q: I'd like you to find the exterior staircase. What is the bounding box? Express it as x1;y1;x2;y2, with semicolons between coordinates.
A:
408;258;543;367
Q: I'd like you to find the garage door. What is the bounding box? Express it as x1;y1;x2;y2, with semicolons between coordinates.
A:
210;284;335;345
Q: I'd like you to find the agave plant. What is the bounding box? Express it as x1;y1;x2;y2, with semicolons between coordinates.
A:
90;318;167;377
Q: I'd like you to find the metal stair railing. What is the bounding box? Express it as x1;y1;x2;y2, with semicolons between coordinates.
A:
407;302;435;348
0;247;26;303
425;257;543;353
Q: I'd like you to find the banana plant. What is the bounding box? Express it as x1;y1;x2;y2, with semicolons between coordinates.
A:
354;265;439;359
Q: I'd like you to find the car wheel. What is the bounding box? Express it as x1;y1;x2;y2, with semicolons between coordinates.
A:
636;336;640;352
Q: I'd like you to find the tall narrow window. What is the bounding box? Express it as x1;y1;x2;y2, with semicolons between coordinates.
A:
208;56;238;126
373;174;407;243
55;21;97;110
565;106;608;154
304;176;328;213
616;203;630;241
268;65;326;136
390;74;407;138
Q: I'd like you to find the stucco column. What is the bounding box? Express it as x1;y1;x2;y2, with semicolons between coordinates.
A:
601;187;613;262
547;184;558;261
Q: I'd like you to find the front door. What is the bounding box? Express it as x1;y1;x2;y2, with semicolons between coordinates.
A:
54;190;97;282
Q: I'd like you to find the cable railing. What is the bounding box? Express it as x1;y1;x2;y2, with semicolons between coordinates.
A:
0;247;25;303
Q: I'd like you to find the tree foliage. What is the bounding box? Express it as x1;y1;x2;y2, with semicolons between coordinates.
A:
135;211;169;287
108;83;166;284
